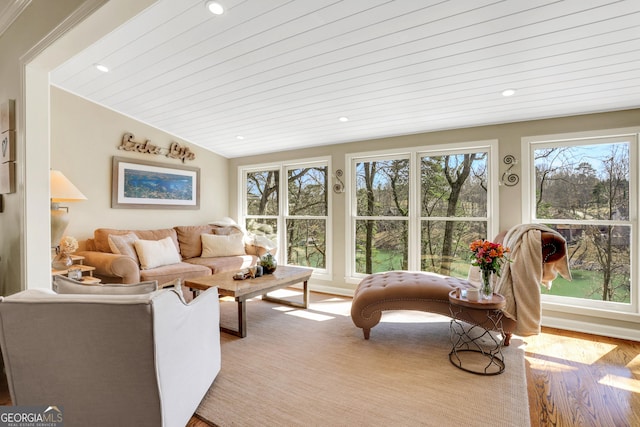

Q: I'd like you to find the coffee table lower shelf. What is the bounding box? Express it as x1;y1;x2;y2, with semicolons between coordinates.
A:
184;266;312;338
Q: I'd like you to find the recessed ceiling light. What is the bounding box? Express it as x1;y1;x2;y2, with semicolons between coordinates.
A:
502;89;516;97
236;135;244;140
339;116;349;122
94;63;109;73
206;1;224;15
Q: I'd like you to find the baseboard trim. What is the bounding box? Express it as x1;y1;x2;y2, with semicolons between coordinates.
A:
287;282;354;298
543;316;640;342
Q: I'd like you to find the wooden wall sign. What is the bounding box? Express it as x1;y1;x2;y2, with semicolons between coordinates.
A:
118;132;196;162
0;162;16;194
1;131;15;163
0;99;16;194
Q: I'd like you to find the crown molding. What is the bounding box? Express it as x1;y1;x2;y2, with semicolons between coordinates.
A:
0;0;31;38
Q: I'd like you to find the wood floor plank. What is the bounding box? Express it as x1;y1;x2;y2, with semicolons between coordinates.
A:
525;327;640;427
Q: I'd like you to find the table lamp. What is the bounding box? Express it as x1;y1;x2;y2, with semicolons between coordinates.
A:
50;170;87;248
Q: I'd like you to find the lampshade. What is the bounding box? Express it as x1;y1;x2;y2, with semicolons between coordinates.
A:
51;170;86;248
50;170;87;203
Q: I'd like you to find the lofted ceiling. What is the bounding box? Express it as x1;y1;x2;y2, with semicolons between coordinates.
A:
50;0;640;158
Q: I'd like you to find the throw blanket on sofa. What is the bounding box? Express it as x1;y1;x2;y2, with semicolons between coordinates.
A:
494;224;571;336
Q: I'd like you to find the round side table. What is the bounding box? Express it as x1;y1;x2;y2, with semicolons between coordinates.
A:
448;290;507;375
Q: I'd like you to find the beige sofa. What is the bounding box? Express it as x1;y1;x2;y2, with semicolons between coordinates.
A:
78;224;263;286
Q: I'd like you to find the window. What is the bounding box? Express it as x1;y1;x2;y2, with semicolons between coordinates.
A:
348;142;498;280
420;152;489;277
524;129;638;314
354;156;410;274
242;159;329;275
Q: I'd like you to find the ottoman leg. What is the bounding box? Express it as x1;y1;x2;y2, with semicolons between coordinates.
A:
504;332;511;346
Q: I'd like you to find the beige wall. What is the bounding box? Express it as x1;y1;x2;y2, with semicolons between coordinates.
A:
0;0;88;296
230;108;640;291
50;86;230;243
229;109;640;339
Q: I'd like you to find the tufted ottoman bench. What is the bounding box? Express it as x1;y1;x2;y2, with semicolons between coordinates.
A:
350;271;514;345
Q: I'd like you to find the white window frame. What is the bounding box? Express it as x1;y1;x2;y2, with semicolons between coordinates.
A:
522;127;640;321
238;157;332;280
345;140;499;283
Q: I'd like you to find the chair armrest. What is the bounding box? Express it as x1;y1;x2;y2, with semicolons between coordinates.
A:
151;287;221;427
76;251;141;283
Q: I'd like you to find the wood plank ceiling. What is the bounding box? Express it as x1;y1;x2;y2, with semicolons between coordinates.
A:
50;0;640;158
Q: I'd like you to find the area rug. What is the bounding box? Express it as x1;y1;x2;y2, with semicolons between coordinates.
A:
196;290;530;427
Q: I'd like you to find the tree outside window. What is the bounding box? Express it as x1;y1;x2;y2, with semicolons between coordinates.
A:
534;141;631;304
286;166;327;269
353;149;491;277
246;169;279;245
421;153;488;277
244;162;328;270
355;158;409;274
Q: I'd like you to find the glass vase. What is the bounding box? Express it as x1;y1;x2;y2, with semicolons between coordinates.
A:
52;251;73;271
260;253;277;274
480;269;494;300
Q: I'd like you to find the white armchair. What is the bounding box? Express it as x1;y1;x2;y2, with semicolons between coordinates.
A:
0;286;221;427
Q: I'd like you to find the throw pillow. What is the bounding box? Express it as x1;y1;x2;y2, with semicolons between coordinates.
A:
108;232;140;263
53;275;158;295
134;236;182;270
201;233;246;258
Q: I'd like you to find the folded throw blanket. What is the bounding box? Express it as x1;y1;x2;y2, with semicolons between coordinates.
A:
494;224;571;336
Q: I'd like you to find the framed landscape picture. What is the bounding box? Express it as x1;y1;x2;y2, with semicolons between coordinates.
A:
112;156;200;209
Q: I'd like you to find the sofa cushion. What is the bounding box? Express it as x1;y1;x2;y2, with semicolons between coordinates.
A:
53;275;158;295
174;225;215;259
108;232;140;263
185;255;257;274
140;262;211;284
134;237;182;270
201;233;245;258
94;228;179;253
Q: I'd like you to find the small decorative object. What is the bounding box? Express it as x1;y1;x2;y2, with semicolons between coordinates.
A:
469;239;510;300
500;154;519;187
59;235;79;254
52;251;73;270
52;236;79;270
480;269;494;300
260;253;277;274
466;288;480;301
248;265;257;279
333;169;345;193
233;269;251;280
255;264;263;277
67;267;82;280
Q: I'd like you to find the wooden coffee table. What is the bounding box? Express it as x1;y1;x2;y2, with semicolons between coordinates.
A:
184;265;312;338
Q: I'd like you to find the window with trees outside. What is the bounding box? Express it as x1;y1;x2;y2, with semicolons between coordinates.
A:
349;142;498;279
242;160;329;274
525;130;638;314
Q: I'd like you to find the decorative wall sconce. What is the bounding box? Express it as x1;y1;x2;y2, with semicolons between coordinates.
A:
333;169;345;193
500;155;519;187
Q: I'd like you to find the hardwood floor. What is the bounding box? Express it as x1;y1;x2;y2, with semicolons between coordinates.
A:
1;327;638;426
525;327;640;427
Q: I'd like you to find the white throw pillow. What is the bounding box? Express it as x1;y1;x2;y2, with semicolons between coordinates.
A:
201;233;246;258
134;237;182;270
